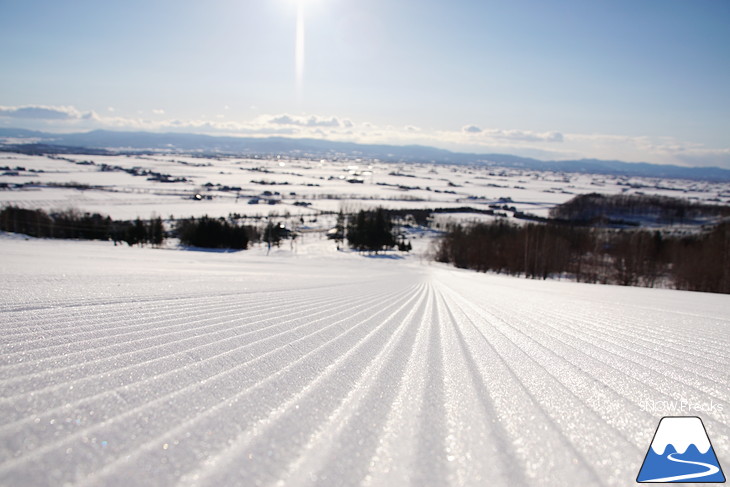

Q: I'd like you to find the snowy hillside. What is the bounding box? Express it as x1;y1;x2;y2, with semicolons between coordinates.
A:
1;235;727;486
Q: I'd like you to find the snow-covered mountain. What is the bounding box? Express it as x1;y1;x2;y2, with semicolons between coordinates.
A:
650;417;712;455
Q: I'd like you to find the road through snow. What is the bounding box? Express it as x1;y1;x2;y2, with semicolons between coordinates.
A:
1;236;728;486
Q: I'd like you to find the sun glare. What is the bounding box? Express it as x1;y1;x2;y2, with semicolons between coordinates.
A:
289;0;321;103
295;0;306;102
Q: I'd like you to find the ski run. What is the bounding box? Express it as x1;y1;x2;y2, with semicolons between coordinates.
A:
1;235;728;486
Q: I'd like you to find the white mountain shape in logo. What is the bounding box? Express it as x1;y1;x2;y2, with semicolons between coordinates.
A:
650;417;711;455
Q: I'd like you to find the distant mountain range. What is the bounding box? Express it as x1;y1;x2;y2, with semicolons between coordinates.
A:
2;128;729;181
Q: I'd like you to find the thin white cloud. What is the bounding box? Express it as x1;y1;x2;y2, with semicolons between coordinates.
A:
483;129;564;143
0;105;94;120
674;149;730;168
268;114;342;128
543;132;564;143
1;104;728;168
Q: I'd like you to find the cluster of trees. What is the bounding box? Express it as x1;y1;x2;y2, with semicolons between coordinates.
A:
175;216;259;250
349;206;499;227
0;206;289;252
671;223;729;293
347;208;396;253
115;217;164;246
435;220;730;294
346;208;410;253
0;206;163;246
550;193;730;225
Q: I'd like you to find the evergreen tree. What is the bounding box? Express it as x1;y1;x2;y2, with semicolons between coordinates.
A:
346;208;397;253
149;217;164;246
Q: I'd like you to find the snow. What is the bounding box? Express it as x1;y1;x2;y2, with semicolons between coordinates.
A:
1;152;729;485
1;234;728;486
2;153;728;221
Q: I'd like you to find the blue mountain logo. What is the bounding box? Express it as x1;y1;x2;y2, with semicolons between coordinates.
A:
637;416;725;483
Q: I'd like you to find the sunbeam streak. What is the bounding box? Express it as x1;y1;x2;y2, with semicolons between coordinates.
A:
295;2;305;102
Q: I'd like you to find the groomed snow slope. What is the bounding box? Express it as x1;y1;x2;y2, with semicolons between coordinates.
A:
1;235;728;486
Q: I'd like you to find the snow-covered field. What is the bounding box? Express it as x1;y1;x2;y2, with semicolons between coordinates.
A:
2;152;728;222
1;234;728;486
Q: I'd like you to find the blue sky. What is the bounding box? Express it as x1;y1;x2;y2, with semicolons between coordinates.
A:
1;0;728;167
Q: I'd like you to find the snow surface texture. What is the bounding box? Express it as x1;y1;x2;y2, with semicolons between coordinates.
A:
1;236;728;486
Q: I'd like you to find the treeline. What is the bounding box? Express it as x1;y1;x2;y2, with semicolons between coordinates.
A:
550;193;730;225
371;207;504;227
175;216;259;250
0;206;163;246
435;220;730;294
0;206;276;251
